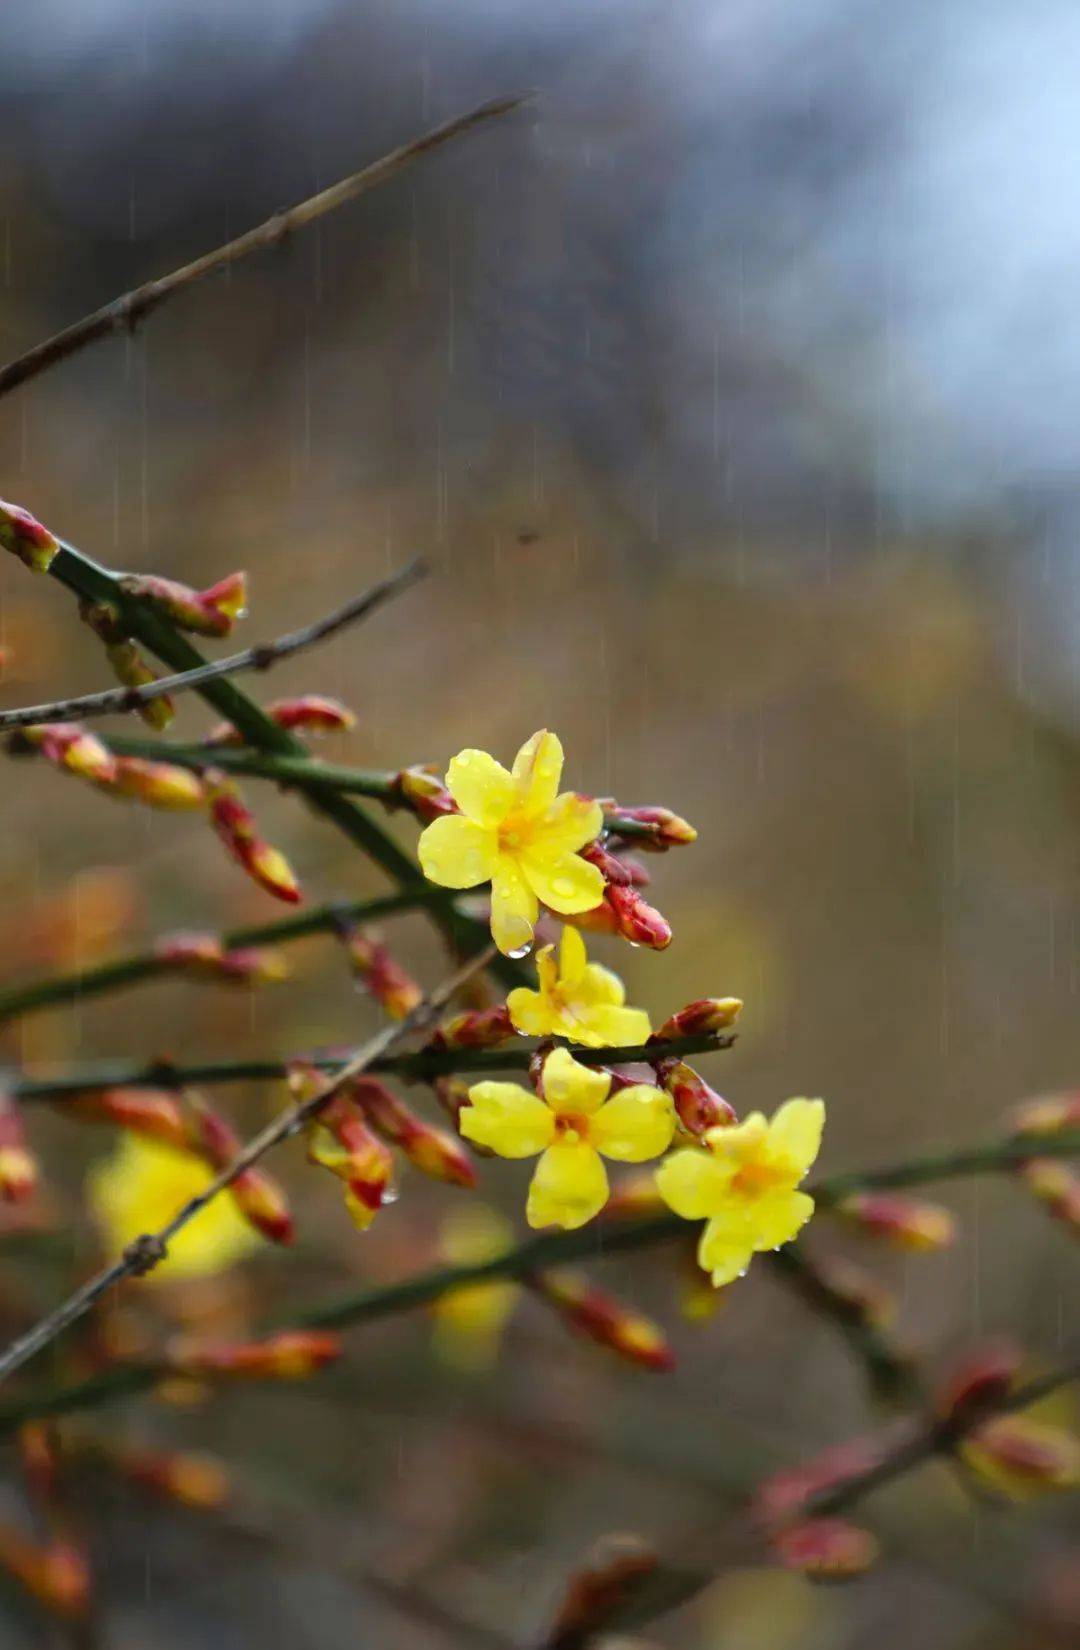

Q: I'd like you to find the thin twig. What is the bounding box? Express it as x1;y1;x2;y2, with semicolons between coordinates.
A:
0;560;426;730
0;96;528;399
0;945;494;1388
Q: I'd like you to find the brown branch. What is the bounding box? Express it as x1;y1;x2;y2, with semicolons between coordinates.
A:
0;558;426;730
0;95;528;400
0;944;493;1388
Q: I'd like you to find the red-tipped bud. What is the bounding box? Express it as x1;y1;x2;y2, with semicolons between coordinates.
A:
533;1271;675;1371
773;1518;878;1581
1009;1091;1080;1137
66;1086;188;1148
581;840;635;885
755;1437;884;1526
79;602;175;729
546;1534;657;1647
19;723;117;785
17;1423;60;1506
963;1417;1080;1497
205;695;356;746
654;1057;736;1135
434;1004;514;1051
602;884;672;949
111;756;206;811
168;1329;342;1381
0;1093;37;1204
935;1340;1023;1424
114;1443;230;1509
835;1192;956;1252
338;928;422;1020
392;765;455;822
809;1255;898;1330
347;1077;477;1188
0;1527;91;1619
153;931;287;984
655;997;743;1040
184;1095;294;1244
307;1102;394;1231
604;803;698;851
119;571;247;637
205;774;301;904
1018;1158;1080;1232
0;499;59;573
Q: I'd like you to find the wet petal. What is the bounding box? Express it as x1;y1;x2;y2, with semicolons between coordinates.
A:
698;1213;757;1287
569;1002;653;1049
655;1147;735;1219
749;1189;816;1252
766;1099;825;1182
590;1085;675;1162
490;855;539;955
526;1140;609;1229
575;961;626;1009
538;791;604;854
418;815;498;889
540;1045;610;1116
446;749;517;826
558;923;589;986
460;1082;554;1158
535;942;560;997
506;985;555;1038
521;848;605;915
512;730;564;815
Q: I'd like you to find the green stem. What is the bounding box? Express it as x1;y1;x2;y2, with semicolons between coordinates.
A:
0;890;446;1025
46;541;526;991
9;1031;735;1101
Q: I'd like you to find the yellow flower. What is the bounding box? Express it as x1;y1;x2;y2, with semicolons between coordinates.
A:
430;1205;520;1371
507;924;652;1048
87;1135;260;1284
417;729;605;955
656;1099;825;1286
461;1046;675;1230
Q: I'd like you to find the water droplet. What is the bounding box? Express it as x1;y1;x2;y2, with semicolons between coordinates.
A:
382;1186;400;1206
507;941;532;960
552;877;578;899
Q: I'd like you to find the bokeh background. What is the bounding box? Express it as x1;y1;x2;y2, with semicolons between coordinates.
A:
0;1;1078;1644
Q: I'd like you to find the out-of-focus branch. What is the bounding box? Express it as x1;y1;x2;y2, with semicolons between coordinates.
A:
0;946;493;1388
0;95;528;399
0;561;425;730
766;1245;919;1404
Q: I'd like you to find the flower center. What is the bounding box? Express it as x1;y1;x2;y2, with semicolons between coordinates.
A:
497;807;535;854
731;1159;786;1197
555;1115;589;1144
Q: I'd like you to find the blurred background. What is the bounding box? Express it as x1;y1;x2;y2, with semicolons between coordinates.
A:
0;1;1079;1644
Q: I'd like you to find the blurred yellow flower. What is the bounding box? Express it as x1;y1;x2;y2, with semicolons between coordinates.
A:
506;925;651;1048
656;1099;824;1286
461;1046;675;1230
87;1135;260;1284
430;1205;520;1372
417;730;604;955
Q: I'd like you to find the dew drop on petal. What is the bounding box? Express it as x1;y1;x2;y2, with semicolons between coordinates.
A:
507;941;533;960
381;1186;400;1206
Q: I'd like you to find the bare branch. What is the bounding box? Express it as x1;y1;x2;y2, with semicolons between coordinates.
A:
0;944;493;1388
0;95;528;399
0;558;425;730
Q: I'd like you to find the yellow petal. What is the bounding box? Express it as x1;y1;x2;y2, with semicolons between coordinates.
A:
526;1140;609;1229
446;749;516;827
537;791;604;854
520;848;605;915
575;961;626;1009
490;854;540;955
766;1099;826;1182
568;1002;653;1049
748;1189;816;1252
512;729;564;815
460;1082;555;1158
655;1147;735;1219
558;923;589;986
418;815;498;889
704;1112;769;1167
590;1085;675;1162
698;1213;757;1287
536;942;560;997
540;1045;610;1116
506;985;556;1038
431;1280;520;1372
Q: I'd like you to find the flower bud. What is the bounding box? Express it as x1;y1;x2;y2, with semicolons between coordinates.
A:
111;757;206;810
654;1058;736;1134
834;1192;956;1252
205;774;301;904
114;1443;230;1510
79;602;175;729
773;1518;878;1581
0;499;59;573
581;840;634;886
604;804;698;851
0;1526;91;1619
935;1340;1022;1424
393;765;455;822
184;1095;294;1244
0;1092;37;1204
347;1077;477;1188
118;571;247;637
962;1417;1080;1497
338;927;422;1020
205;695;356;746
306;1101;394;1231
433;1004;514;1051
167;1329;342;1381
1018;1158;1080;1232
533;1271;675;1371
655;998;743;1040
19;723;117;785
153;932;287;984
17;1423;60;1507
755;1437;883;1525
1009;1092;1080;1137
602;884;672;949
809;1255;897;1330
65;1086;188;1148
